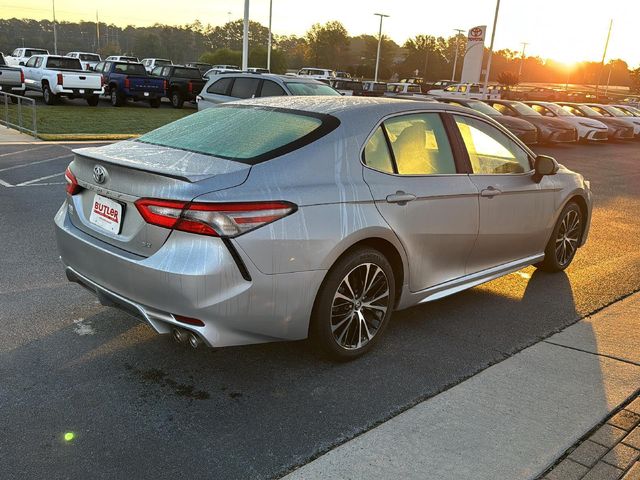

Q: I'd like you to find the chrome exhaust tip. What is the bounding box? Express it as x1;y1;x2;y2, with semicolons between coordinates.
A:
188;332;202;349
172;327;188;344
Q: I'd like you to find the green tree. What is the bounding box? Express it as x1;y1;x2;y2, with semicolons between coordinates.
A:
304;21;349;68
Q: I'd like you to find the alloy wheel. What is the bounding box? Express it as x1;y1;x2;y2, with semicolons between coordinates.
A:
555;209;581;267
330;262;390;350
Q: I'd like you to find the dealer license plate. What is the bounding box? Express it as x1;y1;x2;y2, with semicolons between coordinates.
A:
89;194;123;234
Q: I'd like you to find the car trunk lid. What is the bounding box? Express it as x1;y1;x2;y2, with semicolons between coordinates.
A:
67;141;250;256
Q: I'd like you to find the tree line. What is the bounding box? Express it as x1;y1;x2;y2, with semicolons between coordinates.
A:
1;18;637;91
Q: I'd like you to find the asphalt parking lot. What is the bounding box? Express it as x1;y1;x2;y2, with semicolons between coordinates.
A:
1;140;640;480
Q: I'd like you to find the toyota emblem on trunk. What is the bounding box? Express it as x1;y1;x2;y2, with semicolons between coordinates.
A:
93;165;107;184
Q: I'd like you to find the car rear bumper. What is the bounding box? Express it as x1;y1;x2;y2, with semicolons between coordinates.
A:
54;202;325;347
54;87;104;96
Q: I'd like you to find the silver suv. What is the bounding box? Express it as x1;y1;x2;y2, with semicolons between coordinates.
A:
197;73;340;110
55;97;592;360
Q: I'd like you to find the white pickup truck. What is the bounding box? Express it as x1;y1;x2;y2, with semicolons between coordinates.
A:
427;82;501;100
0;53;26;99
4;47;50;67
22;55;104;105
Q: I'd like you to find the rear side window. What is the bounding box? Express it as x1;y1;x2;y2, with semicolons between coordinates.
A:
230;78;260;99
383;113;456;175
207;77;233;95
363;127;394;174
137;105;340;164
79;54;100;61
260;80;286;97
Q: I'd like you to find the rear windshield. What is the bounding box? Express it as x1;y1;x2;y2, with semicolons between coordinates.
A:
137;105;339;164
79;54;100;61
285;82;340;96
114;63;147;75
26;49;48;57
46;57;82;70
155;59;171;66
173;67;202;79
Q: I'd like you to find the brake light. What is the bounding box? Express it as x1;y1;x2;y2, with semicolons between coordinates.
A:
135;199;296;237
124;77;130;89
57;73;63;86
163;79;168;91
101;74;106;86
187;81;193;94
64;167;81;195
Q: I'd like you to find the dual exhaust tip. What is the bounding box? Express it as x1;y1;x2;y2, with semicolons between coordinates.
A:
172;327;202;349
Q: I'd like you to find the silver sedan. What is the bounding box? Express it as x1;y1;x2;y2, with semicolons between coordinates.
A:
55;97;592;360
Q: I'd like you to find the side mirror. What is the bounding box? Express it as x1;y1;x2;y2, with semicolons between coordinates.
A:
19;61;25;66
533;155;559;183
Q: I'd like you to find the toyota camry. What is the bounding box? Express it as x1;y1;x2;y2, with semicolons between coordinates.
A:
55;97;592;360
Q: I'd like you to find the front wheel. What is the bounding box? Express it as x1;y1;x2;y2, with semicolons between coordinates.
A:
170;90;184;108
43;84;57;105
310;248;395;361
536;202;583;272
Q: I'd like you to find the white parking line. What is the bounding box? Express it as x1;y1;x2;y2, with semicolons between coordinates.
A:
0;178;13;187
0;153;72;173
0;145;49;157
15;172;65;186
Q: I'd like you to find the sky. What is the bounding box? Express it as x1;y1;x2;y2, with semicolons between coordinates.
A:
2;0;639;67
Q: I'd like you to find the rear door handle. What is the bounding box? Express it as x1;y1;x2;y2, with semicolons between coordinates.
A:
480;186;502;197
386;191;417;205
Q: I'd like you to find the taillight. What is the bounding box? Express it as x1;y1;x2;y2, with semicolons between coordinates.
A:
20;69;24;84
101;74;106;86
187;81;193;94
57;73;63;85
124;77;130;89
163;80;168;91
135;199;296;238
64;166;81;195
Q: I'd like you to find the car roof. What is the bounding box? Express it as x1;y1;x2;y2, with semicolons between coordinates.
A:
232;96;469;120
208;73;326;84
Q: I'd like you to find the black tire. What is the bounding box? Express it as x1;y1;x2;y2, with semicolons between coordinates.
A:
170;90;184;109
110;87;123;107
86;95;99;106
536;202;583;272
310;247;395;361
43;83;57;105
149;98;161;108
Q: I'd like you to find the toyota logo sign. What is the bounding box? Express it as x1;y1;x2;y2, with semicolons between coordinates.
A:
93;165;107;184
469;27;484;41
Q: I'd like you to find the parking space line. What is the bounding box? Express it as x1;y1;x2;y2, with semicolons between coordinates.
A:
0;178;13;187
16;172;65;186
0;145;49;158
0;154;72;173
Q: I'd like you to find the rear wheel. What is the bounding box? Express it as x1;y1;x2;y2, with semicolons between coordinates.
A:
536;202;583;272
43;84;57;105
149;98;161;108
86;95;99;106
310;248;395;361
170;90;184;108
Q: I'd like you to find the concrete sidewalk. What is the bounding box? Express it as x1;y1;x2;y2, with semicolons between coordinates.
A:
0;125;38;143
283;293;640;480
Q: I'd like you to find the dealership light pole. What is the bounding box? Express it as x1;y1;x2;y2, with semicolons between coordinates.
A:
374;13;389;82
267;0;273;70
451;28;465;81
595;19;613;99
242;0;250;70
52;0;58;54
518;42;528;81
482;0;501;98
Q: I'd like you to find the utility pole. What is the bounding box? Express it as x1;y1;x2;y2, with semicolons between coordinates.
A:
52;0;58;54
267;0;273;70
482;0;501;98
451;28;465;81
374;13;389;82
518;42;528;81
96;10;100;51
227;11;232;48
242;0;249;70
595;19;613;99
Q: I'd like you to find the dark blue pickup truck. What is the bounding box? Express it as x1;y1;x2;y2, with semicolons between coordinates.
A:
94;61;166;107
